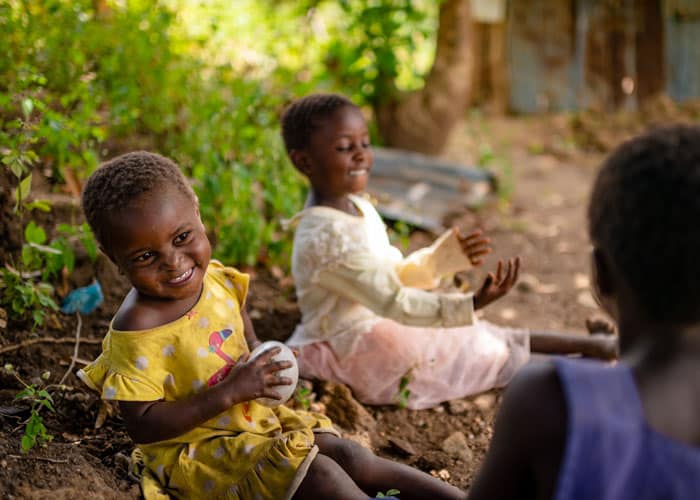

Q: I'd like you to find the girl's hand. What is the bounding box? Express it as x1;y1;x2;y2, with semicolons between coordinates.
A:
221;347;294;404
473;258;520;310
585;315;616;335
455;228;491;266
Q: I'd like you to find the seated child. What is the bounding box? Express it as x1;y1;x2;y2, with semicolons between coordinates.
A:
281;93;617;410
77;152;467;500
466;125;700;499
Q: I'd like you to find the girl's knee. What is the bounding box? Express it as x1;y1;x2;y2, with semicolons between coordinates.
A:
296;454;357;499
326;438;375;472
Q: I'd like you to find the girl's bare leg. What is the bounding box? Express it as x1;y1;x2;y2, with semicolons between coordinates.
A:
293;453;367;500
314;434;466;500
529;330;617;360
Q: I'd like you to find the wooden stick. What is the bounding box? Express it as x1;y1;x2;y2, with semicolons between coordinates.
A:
0;336;102;355
58;312;81;386
7;454;69;464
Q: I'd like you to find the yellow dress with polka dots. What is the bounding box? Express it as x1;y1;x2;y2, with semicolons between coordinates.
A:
78;261;337;499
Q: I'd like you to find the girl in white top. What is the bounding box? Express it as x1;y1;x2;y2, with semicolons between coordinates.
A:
282;94;617;409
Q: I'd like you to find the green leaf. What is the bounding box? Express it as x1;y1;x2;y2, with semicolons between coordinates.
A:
57;223;75;235
24;221;46;245
39;398;55;412
37;389;53;402
22;245;38;268
21;432;35;453
15;387;36;400
24;200;52;212
15;174;32;203
32;309;46;326
10;161;23;178
21;98;34;119
2;153;16;165
82;235;98;262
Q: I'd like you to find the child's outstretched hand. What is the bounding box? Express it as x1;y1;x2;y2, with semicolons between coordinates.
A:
455;228;491;266
473;257;520;310
222;347;293;404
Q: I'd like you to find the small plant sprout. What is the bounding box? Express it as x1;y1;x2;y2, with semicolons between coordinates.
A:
294;385;313;411
4;364;56;453
375;489;401;498
397;370;412;409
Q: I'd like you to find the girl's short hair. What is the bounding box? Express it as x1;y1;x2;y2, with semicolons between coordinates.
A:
81;151;195;248
281;93;357;152
588;124;700;322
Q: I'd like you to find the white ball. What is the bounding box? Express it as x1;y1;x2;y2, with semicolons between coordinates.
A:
249;341;299;407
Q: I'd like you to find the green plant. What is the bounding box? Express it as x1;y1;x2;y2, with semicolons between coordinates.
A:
397;370;412;409
375;489;401;498
475;139;514;205
389;220;412;253
321;0;439;108
0;100;61;327
0;269;58;328
4;364;56;453
294;385;313;411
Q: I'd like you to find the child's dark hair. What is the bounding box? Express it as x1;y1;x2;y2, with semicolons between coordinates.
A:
82;151;195;248
588;124;700;323
281;93;358;152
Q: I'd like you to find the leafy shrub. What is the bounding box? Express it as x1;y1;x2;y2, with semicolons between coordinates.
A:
1;0;308;269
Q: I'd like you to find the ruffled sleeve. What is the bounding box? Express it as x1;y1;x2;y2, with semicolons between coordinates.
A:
77;333;167;402
207;260;250;307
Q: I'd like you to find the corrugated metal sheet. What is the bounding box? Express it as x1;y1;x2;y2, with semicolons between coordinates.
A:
507;0;579;112
368;148;494;231
506;0;700;113
665;0;700;101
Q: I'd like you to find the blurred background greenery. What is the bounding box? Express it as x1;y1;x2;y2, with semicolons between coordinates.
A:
2;0;699;326
1;0;441;270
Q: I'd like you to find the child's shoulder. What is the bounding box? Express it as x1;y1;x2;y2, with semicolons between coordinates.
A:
503;361;566;422
111;288;175;332
467;362;567;499
493;361;568;455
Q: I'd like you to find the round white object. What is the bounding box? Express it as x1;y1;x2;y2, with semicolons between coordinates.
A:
249;341;299;407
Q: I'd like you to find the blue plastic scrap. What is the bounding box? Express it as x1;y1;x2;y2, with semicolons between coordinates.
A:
60;280;104;315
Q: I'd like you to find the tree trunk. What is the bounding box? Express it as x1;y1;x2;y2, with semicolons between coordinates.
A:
375;0;473;155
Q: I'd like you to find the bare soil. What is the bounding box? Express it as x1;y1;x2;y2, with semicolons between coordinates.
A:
1;107;693;498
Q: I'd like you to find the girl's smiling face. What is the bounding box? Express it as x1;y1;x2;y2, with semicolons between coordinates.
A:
294;105;372;202
105;187;211;303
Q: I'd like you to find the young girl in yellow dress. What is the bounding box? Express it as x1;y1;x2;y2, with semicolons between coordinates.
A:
77;151;465;499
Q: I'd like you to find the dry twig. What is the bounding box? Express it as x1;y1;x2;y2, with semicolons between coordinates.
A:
0;335;101;355
58;312;81;386
7;454;69;464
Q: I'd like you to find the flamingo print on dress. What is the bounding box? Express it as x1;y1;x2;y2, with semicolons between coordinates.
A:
206;328;253;423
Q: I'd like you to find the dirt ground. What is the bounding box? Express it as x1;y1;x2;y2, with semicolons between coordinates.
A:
0;107;695;498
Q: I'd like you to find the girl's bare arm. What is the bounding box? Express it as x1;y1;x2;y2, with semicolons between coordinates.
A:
467;362;566;500
119;346;291;444
119;379;244;444
241;307;262;351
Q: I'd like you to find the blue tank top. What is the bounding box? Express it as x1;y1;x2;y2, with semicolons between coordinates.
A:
553;358;700;500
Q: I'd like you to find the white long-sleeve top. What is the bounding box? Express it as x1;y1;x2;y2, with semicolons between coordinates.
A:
287;194;475;356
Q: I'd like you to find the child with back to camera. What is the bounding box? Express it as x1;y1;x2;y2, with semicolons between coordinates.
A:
77;151;467;499
467;125;700;500
282;93;617;410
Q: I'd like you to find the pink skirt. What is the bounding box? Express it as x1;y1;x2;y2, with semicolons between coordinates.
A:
295;319;530;410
